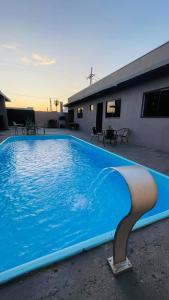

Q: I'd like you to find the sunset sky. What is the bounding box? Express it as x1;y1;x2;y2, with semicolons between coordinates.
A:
0;0;169;111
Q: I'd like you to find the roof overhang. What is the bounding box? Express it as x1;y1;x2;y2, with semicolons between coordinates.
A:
66;42;169;107
65;62;169;107
0;91;11;102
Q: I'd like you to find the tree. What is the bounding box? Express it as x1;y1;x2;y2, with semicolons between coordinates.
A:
54;100;60;111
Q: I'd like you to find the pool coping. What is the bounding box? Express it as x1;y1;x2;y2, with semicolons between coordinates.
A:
0;134;169;285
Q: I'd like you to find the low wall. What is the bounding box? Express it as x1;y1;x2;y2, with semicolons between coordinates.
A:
35;111;60;126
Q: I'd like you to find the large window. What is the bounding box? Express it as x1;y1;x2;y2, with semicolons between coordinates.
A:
77;107;83;118
142;88;169;117
105;99;121;118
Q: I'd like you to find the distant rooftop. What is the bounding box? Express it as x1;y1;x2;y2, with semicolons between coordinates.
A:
67;41;169;105
7;107;34;110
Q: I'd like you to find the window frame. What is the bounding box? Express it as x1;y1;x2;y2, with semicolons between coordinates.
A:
77;107;84;118
141;87;169;118
105;99;121;118
89;104;94;111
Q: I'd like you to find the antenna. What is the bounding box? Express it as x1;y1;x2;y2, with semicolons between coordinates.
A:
87;67;95;86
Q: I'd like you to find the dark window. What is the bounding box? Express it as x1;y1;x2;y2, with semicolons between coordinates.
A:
142;88;169;117
77;107;83;118
105;100;121;118
89;104;94;111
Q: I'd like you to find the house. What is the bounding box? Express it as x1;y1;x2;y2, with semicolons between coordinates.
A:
7;107;35;126
7;102;67;128
0;91;10;130
66;41;169;152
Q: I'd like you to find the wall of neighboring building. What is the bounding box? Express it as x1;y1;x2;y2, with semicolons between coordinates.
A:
6;109;67;128
7;108;35;126
69;74;169;152
0;98;8;130
35;111;67;127
35;111;59;126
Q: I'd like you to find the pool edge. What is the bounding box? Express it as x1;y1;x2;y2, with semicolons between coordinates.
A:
1;134;169;284
1;209;169;285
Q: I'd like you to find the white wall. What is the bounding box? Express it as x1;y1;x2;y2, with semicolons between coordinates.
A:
70;75;169;151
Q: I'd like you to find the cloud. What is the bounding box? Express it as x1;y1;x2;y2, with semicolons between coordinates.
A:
32;53;56;65
20;57;31;64
21;53;56;66
0;43;19;50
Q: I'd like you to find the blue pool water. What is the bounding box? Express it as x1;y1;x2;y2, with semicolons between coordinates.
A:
0;135;169;283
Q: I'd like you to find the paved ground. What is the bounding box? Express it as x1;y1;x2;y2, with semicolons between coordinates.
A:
0;128;169;299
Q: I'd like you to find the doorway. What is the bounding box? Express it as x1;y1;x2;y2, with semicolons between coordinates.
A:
96;102;103;132
68;109;74;123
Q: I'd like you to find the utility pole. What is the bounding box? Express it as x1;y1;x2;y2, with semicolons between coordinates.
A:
87;67;95;86
50;98;52;111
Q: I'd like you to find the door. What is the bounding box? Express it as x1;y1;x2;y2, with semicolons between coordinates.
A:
68;109;74;123
96;102;103;132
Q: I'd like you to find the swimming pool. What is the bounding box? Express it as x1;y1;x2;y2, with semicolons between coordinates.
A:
0;135;169;284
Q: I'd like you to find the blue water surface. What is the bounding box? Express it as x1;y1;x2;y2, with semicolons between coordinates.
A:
0;136;169;274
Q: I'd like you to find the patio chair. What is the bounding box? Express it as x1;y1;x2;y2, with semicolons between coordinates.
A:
116;128;129;144
69;122;79;130
103;129;117;146
35;123;46;135
90;127;99;141
90;127;104;142
13;121;25;135
25;120;36;135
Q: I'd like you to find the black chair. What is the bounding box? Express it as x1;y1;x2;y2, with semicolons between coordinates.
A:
103;129;117;146
90;127;99;141
69;122;79;130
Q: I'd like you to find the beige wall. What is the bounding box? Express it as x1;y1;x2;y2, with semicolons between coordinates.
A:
70;75;169;151
35;111;60;126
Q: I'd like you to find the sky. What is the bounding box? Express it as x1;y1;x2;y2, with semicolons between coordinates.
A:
0;0;169;111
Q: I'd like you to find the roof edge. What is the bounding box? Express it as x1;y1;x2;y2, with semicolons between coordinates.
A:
0;90;11;102
66;59;169;106
68;40;169;102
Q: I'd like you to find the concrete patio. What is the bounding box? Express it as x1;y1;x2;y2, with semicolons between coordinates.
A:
0;128;169;300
